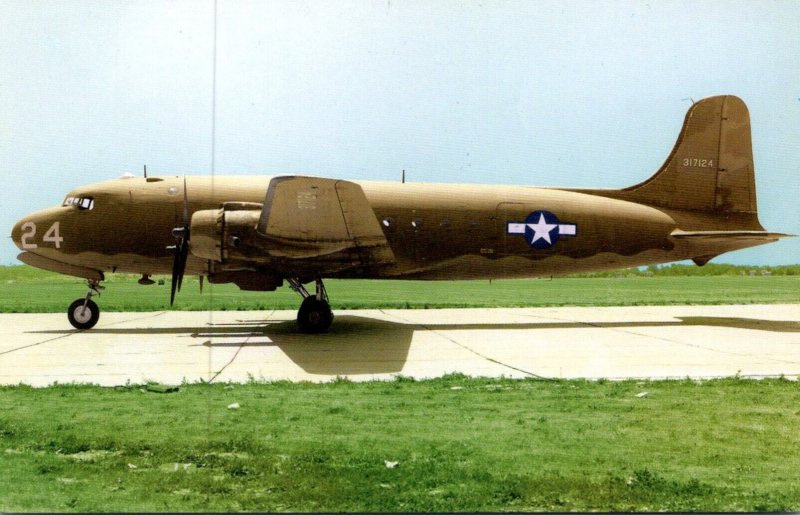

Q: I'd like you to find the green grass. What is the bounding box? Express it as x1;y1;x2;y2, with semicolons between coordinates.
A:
2;264;798;511
1;376;799;512
0;266;797;312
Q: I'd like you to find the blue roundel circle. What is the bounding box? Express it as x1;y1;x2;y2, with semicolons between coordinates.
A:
524;210;561;249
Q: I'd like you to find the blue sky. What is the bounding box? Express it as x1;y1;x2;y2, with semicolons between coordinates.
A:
1;0;798;265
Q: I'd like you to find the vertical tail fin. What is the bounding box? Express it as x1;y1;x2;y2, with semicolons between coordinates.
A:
621;95;757;214
568;95;792;260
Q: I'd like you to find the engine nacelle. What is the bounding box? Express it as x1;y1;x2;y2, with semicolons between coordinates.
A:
190;203;263;263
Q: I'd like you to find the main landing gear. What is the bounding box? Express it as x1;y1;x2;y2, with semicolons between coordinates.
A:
287;277;333;334
67;279;104;330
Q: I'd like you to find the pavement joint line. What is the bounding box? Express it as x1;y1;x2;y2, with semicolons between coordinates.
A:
377;309;549;379
0;332;76;357
602;326;800;366
518;309;800;366
1;312;171;357
100;311;169;328
229;309;279;325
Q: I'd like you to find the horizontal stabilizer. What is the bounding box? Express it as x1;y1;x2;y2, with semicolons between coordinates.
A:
671;230;794;266
671;230;794;242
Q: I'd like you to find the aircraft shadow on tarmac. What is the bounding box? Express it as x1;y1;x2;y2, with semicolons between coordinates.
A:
28;314;800;377
204;316;417;376
196;315;800;376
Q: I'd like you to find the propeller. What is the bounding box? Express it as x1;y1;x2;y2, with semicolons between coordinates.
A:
168;177;190;306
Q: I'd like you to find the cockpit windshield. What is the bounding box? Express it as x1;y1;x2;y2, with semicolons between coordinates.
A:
63;196;95;210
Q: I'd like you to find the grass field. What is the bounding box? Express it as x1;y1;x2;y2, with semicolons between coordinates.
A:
1;376;798;512
0;266;797;312
2;265;798;512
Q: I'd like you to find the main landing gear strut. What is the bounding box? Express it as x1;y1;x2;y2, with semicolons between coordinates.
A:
287;277;333;334
67;279;104;330
64;277;333;333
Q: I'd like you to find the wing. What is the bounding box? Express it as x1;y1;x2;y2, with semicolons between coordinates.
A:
257;176;390;255
192;176;395;278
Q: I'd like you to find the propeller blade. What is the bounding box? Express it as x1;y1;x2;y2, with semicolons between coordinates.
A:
177;241;188;292
170;248;181;306
182;176;189;227
169;177;191;306
178;178;189;292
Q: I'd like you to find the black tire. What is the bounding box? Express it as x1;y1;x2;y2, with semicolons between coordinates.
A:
297;297;333;334
67;299;100;330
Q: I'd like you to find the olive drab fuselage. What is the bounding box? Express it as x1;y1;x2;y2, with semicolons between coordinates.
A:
13;176;687;280
10;95;791;331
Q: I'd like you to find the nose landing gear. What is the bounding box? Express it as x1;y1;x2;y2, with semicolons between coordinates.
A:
67;279;104;330
287;277;333;333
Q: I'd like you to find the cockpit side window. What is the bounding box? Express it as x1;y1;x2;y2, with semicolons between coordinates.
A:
63;196;95;210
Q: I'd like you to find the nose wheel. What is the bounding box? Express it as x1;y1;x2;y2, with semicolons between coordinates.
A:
67;280;103;330
288;278;333;333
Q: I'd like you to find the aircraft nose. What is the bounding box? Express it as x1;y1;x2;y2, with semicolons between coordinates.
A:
11;217;30;252
11;209;62;253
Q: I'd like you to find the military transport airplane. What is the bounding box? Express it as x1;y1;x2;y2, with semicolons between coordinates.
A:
11;95;792;332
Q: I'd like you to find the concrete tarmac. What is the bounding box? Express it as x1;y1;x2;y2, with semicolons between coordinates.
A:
1;304;798;386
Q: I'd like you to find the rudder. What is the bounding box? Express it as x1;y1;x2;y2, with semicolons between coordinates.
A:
620;95;757;214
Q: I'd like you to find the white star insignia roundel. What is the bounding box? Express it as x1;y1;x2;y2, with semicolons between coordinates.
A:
527;213;558;245
507;210;577;250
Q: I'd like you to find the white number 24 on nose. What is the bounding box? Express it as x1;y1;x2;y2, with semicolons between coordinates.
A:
20;221;63;249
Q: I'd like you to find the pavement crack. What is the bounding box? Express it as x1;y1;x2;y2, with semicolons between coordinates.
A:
207;340;248;384
206;310;276;383
427;328;550;379
378;309;550;379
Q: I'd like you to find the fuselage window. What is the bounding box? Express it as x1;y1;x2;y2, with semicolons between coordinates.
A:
381;217;396;234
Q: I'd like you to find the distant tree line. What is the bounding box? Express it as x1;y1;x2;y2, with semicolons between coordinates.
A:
569;263;800;278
